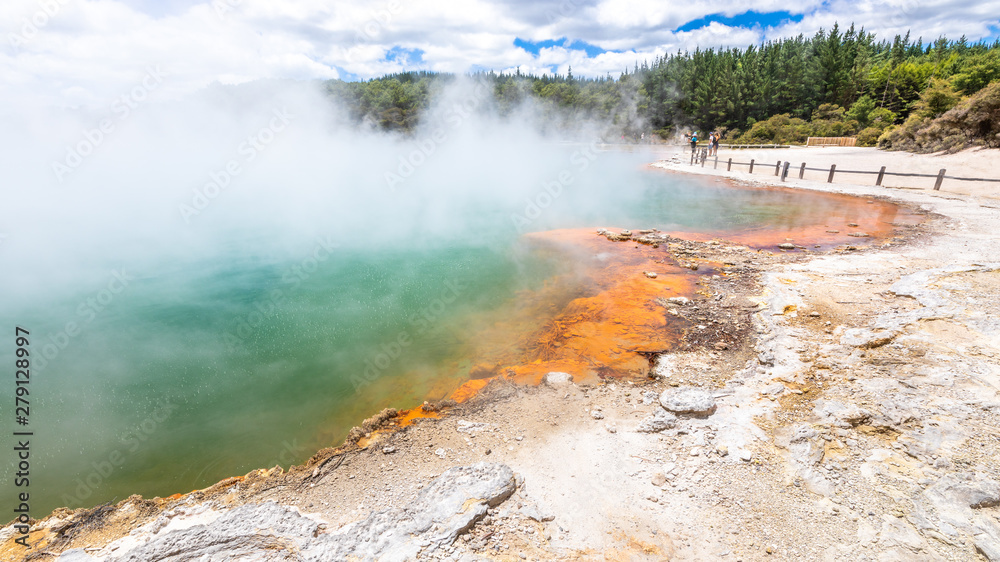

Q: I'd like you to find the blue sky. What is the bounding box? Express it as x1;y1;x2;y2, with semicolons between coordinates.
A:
674;10;805;33
2;0;999;107
987;24;1000;43
384;47;426;66
515;38;613;58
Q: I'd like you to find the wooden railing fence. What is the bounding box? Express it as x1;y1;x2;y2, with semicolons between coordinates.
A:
687;149;1000;191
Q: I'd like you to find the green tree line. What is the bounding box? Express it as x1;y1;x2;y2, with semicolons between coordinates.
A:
324;24;1000;150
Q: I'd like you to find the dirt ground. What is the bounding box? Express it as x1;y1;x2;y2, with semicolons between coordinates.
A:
3;146;1000;561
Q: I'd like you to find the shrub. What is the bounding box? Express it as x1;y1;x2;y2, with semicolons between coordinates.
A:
938;80;1000;148
736;113;811;144
856;127;882;146
879;80;1000;152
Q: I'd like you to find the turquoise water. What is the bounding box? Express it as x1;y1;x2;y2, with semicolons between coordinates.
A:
0;150;895;516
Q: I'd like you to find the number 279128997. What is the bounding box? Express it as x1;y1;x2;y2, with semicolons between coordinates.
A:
15;327;30;422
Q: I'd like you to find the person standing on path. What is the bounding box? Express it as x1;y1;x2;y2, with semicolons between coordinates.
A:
690;132;698;154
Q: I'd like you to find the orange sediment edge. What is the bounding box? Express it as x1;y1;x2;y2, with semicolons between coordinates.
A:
382;379;493;434
499;227;697;379
396;407;443;427
449;378;491;403
392;378;486;429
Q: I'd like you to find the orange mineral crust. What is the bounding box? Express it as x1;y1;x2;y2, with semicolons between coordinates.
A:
396;407;443;427
464;228;703;386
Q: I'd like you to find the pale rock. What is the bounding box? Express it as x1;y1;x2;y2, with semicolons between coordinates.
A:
760;382;786;397
543;372;574;387
62;464;518;562
519;505;555;523
889;266;987;308
814;400;872;428
651;355;675;379
840;328;898;349
974;514;1000;561
878;515;927;552
456;420;491;434
659;387;717;416
925;473;1000;510
636;410;678;433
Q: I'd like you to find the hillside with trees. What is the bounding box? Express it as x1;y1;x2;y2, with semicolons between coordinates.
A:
324;25;1000;152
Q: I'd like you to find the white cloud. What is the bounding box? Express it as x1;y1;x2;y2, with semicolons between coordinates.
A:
1;0;997;108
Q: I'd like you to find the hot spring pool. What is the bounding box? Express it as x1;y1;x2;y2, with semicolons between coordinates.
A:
0;149;916;515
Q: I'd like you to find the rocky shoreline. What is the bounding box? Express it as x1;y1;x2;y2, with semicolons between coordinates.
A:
4;151;1000;561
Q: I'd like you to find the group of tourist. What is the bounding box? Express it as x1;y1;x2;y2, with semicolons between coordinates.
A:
686;131;721;155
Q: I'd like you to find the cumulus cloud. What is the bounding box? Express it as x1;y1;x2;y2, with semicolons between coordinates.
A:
0;0;998;107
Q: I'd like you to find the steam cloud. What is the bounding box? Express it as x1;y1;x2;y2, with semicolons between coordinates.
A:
0;77;651;308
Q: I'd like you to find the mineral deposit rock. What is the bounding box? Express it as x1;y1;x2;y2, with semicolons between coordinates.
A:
636;410;679;433
659;388;717;416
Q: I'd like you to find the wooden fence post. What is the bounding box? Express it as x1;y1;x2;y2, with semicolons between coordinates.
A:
781;161;790;182
690;151;694;165
749;159;755;174
701;149;707;167
876;166;886;186
774;161;781;176
827;164;836;183
799;162;806;179
727;158;732;171
934;169;946;190
714;154;719;169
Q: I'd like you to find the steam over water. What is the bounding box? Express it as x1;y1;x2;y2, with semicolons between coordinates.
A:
0;81;904;515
